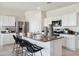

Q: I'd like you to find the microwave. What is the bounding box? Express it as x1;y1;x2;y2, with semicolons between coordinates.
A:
52;20;62;27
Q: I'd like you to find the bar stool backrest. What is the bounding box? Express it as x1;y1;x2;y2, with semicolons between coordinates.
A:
13;35;20;44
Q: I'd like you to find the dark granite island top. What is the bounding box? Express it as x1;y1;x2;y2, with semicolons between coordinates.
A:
22;35;63;42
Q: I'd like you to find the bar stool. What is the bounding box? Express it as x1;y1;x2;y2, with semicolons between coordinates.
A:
19;39;43;56
12;35;21;55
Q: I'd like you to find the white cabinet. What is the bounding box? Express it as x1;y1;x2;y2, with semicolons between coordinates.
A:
3;34;10;45
66;36;76;50
8;16;15;26
52;16;62;21
44;16;62;27
0;16;3;26
60;34;77;50
62;14;69;26
0;16;15;26
0;33;15;46
75;35;79;49
62;36;67;47
2;16;9;26
0;35;2;46
45;13;79;27
62;13;77;26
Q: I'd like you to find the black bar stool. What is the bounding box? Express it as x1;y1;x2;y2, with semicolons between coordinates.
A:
12;35;21;55
19;39;43;56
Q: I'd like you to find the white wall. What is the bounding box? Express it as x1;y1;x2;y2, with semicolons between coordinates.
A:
47;3;79;32
25;11;43;33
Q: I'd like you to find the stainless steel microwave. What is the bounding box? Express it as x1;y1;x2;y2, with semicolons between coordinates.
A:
52;20;62;27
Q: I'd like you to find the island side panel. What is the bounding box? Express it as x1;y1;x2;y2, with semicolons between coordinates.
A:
50;39;62;56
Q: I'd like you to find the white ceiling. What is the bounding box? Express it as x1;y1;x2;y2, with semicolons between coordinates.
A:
0;2;78;11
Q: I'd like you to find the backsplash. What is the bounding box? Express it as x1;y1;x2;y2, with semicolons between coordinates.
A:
61;26;79;32
53;26;79;32
0;26;16;32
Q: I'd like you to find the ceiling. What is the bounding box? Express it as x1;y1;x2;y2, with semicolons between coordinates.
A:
0;2;78;11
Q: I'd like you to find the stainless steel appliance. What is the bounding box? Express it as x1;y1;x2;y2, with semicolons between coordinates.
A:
52;20;62;27
48;24;53;36
42;26;49;35
15;21;29;35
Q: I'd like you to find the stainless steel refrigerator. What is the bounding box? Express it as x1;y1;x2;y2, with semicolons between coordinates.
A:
15;21;29;35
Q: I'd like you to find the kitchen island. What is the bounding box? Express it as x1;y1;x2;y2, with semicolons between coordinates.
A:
22;36;63;56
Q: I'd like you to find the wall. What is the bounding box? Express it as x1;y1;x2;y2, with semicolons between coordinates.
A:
46;3;79;32
25;10;42;33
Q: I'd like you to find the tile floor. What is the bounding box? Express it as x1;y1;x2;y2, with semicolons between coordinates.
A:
0;44;79;56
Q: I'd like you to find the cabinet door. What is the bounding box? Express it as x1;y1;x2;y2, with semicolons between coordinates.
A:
3;35;10;45
0;16;15;26
62;37;67;47
44;16;62;27
2;16;8;26
10;17;15;26
8;16;15;26
0;16;2;26
52;16;62;21
0;35;2;46
66;36;76;50
62;14;69;26
68;13;76;26
3;34;15;45
62;13;77;26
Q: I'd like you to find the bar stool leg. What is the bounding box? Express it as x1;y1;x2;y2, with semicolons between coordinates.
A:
21;47;23;56
33;53;35;56
40;51;42;56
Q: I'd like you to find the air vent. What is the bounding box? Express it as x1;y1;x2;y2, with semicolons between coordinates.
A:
46;2;52;4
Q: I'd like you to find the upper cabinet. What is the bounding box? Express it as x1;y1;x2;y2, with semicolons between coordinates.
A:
62;13;77;26
52;16;62;21
44;16;62;27
44;12;79;27
0;16;15;26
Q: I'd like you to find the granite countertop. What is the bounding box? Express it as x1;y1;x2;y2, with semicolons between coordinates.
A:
24;35;63;42
40;36;63;42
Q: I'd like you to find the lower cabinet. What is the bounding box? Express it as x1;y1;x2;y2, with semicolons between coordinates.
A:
62;36;67;47
0;33;15;46
3;34;14;45
60;34;77;51
66;36;76;50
